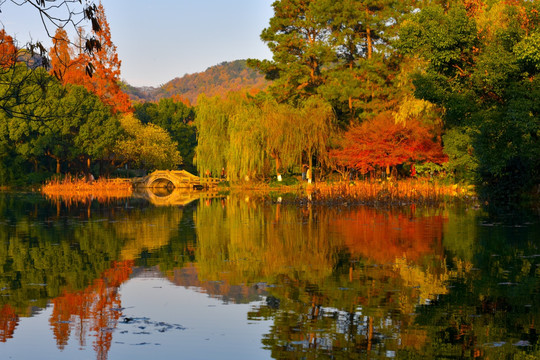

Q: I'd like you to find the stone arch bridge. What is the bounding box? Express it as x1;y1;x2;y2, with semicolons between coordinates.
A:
132;170;221;189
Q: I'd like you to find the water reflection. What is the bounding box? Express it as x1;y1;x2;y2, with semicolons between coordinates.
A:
132;187;204;207
0;192;538;359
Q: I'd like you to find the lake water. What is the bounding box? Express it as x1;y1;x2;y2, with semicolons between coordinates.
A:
0;190;538;359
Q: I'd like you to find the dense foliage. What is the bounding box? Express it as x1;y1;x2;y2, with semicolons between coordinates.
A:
399;0;540;201
1;0;538;201
0;65;121;183
114;113;183;170
133;98;197;172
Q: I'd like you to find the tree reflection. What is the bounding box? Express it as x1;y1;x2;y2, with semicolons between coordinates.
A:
333;206;446;263
0;192;538;359
49;260;133;360
0;194;187;359
0;304;18;342
194;196;340;285
193;197;456;358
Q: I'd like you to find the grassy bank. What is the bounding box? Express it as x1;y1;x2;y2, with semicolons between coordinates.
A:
310;179;474;206
41;176;133;204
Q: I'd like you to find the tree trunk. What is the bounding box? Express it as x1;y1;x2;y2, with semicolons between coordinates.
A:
308;150;313;183
367;27;373;60
349;61;354;122
56;158;61;174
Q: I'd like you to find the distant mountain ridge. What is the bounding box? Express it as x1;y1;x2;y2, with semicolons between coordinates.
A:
124;60;268;105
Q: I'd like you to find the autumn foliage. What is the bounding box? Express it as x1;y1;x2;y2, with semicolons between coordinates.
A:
49;3;131;113
0;30;17;69
332;113;447;175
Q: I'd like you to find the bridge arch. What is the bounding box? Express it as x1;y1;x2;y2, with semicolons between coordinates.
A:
133;170;219;189
146;175;176;189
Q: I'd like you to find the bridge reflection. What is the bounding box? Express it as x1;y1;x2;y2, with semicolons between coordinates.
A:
133;187;222;207
132;170;221;189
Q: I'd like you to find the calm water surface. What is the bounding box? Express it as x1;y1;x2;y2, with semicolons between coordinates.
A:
0;191;538;359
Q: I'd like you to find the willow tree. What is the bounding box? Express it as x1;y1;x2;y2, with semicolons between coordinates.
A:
195;93;267;181
194;94;232;178
297;96;335;181
227;100;266;181
261;100;304;176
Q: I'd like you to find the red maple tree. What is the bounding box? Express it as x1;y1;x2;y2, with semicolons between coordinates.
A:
331;112;447;175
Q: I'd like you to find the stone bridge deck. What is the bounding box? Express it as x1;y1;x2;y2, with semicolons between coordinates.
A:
132;170;221;189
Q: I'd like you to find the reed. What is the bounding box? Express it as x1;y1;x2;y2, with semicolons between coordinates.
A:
41;176;133;204
311;178;474;205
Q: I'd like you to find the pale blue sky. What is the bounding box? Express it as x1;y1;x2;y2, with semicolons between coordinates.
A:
0;0;274;87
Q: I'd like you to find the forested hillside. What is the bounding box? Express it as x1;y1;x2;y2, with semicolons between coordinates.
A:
125;60;268;104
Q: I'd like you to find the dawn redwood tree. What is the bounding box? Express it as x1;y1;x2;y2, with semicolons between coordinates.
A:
0;1;102;121
0;30;17;69
61;3;131;113
49;28;73;82
331;112;447;176
0;1;102;68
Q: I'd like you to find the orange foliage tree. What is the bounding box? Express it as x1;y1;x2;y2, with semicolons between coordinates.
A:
50;3;131;113
49;28;73;82
331;113;447;175
0;30;18;69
